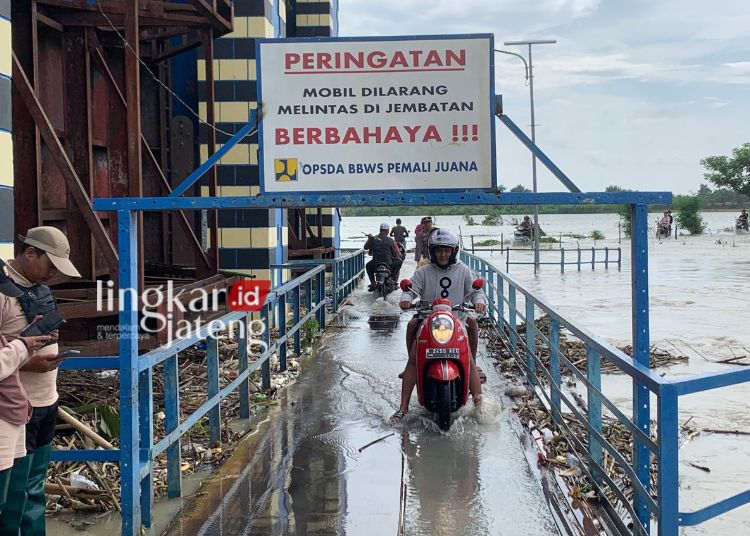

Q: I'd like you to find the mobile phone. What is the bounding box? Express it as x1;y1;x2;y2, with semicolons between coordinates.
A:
56;350;80;358
19;311;66;337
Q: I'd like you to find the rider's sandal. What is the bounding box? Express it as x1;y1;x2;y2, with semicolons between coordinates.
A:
390;410;407;424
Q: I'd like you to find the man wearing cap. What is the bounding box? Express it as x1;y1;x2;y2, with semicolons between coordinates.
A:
364;224;403;291
0;227;81;535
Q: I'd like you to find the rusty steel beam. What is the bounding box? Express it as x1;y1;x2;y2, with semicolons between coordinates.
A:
189;0;232;31
62;28;97;280
124;0;145;293
12;53;119;268
12;0;41;238
52;11;210;28
203;29;219;269
89;42;212;274
36;12;64;32
149;35;202;63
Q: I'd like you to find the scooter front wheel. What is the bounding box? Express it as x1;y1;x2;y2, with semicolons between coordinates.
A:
435;382;452;431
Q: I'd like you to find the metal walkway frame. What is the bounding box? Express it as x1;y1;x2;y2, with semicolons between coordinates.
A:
58;99;741;536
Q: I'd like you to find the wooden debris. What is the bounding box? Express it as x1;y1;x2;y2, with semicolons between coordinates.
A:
57;408;114;450
49;323;307;517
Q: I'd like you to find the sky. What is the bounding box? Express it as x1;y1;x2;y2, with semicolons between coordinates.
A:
338;0;750;194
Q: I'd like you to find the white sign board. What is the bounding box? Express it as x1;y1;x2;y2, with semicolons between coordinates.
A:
256;35;496;194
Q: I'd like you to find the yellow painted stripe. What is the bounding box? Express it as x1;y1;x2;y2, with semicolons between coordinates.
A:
225;16;249;38
196;59;258;82
251;227;277;248
248;17;274;38
198;102;257;124
220;228;252;248
0;131;12;187
0;243;12;260
199;143;258;166
0;19;10;78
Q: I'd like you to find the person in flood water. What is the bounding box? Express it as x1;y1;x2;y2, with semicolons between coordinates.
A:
738;209;748;231
416;217;433;261
391;229;486;423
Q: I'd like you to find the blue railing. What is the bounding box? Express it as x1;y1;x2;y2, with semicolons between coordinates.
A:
273;249;366;312
461;250;750;535
52;255;363;534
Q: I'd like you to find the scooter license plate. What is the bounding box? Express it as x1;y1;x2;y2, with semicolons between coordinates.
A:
425;348;459;359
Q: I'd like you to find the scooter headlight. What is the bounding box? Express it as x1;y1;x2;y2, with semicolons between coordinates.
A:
430;314;455;345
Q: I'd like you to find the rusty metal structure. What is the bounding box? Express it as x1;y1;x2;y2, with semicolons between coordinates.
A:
11;0;235;349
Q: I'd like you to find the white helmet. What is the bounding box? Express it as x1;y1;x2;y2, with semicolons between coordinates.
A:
428;229;459;265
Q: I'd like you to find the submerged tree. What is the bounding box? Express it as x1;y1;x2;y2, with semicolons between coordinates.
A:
701;143;750;196
674;195;705;235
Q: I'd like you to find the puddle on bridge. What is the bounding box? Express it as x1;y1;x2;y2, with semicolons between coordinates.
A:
162;259;558;536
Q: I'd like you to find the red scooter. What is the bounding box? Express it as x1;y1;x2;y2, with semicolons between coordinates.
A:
400;278;483;431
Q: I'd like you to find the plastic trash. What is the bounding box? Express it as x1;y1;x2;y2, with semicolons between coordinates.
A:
566;454;581;468
70;472;100;491
504;385;528;397
542;428;554;444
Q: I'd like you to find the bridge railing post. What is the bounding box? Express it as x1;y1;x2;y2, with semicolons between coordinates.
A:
508;286;517;353
658;385;679;536
293;290;301;355
207;336;220;447
261;304;271;390
587;345;603;481
278;294;288;371
118;209;141;536
525;297;536;385
164;350;181;498
549;317;561;423
238;315;250;419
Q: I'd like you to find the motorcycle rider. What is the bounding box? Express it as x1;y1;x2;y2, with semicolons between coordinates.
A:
364;223;403;291
738;209;748;231
391;229;486;423
517;215;532;237
659;211;672;234
390;218;409;259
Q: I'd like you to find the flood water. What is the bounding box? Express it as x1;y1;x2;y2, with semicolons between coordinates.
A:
164;256;557;536
342;212;750;534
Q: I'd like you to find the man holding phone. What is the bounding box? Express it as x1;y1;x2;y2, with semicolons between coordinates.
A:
0;227;81;535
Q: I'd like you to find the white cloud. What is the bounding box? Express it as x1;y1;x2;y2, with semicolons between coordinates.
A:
337;0;750;193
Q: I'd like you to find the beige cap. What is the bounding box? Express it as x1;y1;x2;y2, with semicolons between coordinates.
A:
19;226;81;278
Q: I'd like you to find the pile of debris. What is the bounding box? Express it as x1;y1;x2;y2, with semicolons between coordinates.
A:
49;328;310;516
479;317;698;520
483;316;689;376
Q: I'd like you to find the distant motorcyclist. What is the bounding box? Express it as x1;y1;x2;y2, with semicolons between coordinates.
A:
738;209;748;231
364;223;403;291
390;218;409;258
391;229;486;423
517;215;532;236
659;211;672;235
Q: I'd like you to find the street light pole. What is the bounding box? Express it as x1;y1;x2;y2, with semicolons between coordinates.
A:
503;39;556;274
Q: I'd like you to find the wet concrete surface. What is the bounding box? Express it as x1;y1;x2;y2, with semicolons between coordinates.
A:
163;261;558;536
